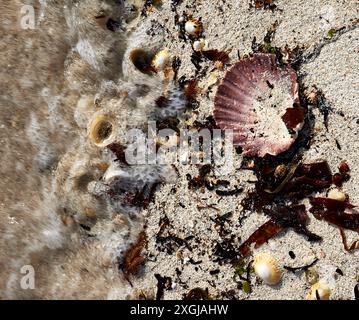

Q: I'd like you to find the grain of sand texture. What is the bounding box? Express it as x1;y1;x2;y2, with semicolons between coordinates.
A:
0;0;358;300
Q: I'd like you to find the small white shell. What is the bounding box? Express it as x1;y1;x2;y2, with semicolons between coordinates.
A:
193;39;206;51
253;252;282;285
307;282;331;300
151;49;171;72
185;19;203;36
327;189;346;202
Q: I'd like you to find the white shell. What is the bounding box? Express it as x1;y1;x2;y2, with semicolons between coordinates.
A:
193;39;206;51
327;189;346;202
151;49;171;71
253;252;282;285
307;282;331;300
185;20;202;35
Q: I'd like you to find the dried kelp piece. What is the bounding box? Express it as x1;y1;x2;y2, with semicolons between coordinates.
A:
263;204;322;241
282;161;332;195
263;160;332;197
242;161;332;212
202;49;230;64
120;232;147;277
214;53;303;157
309;197;359;232
339;229;359;252
154;274;172;300
239;204;321;258
216;187;243;196
282;107;306;130
238;220;283;257
213;235;240;262
183;288;209;300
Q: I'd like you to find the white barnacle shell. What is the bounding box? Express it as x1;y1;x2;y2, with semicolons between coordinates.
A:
307;281;331;300
151;49;171;72
253;252;282;285
88;114;116;147
185;19;203;36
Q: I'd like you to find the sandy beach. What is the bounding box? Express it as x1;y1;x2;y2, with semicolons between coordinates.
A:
0;0;358;300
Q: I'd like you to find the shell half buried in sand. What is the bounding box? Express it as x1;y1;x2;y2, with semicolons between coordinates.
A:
214;53;305;157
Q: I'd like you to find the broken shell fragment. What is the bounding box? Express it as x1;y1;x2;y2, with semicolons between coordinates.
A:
193;39;206;51
185;19;203;36
214;53;304;157
327;188;346;202
151;49;171;72
89;115;116;147
307;282;331;300
253;252;282;285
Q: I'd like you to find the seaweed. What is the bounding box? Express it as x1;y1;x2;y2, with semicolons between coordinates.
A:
238;220;283;258
120;232;147;280
154;274;172;300
216;188;243;196
282;107;306;130
183;288;209;300
263;204;322;242
213;235;240;263
191;51;203;71
309;197;359;250
202;49;230;64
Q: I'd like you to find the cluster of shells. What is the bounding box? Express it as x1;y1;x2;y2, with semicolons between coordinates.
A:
253;252;331;299
56;1;343;299
56;1;187;268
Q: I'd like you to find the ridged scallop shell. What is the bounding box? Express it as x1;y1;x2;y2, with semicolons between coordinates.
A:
214;53;304;157
253;252;282;285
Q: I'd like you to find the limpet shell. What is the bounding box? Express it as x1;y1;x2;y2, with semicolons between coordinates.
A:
253;252;282;285
214;53;304;157
88;114;116;147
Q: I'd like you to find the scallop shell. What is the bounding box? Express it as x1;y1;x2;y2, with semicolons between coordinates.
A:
253;252;282;285
214;53;304;157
